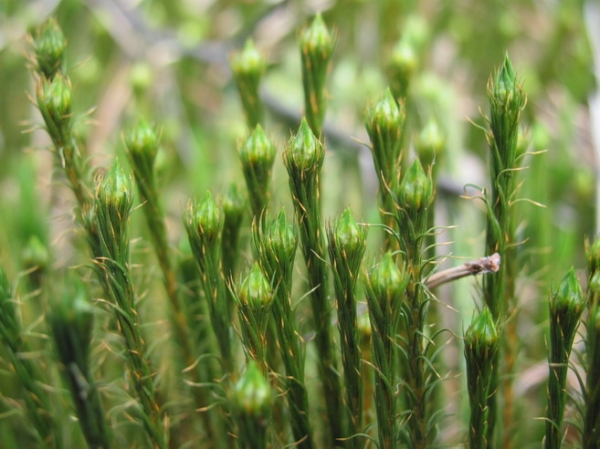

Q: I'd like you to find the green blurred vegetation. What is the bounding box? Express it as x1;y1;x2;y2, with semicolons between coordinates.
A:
0;0;598;447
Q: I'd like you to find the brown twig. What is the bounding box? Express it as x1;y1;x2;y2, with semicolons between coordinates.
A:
425;253;501;290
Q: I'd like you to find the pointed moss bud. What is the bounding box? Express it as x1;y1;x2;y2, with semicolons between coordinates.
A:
33;18;67;78
328;208;367;281
465;307;499;359
184;191;224;276
464;307;499;448
369;252;406;303
493;54;518;104
36;73;72;145
332;208;366;253
300;13;335;57
284;118;325;171
397;158;433;214
414;120;445;172
124;118;159;169
239;262;273;310
96;158;134;223
94;159;133;262
388;41;417;100
263;209;298;269
190;191;223;245
587;235;600;277
237;263;273;364
546;268;584;448
487;54;526;172
233;361;272;449
365;89;405;188
239;125;277;217
300;14;335;136
550;268;585;322
232;39;266;128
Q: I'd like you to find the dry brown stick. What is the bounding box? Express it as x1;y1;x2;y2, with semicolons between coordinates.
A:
425;253;501;290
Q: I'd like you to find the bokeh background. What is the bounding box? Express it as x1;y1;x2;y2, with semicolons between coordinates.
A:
1;0;599;446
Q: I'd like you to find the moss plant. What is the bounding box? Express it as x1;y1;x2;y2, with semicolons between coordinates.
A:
235;262;274;371
3;10;596;449
238;125;277;218
394;158;435;447
232;360;273;449
232;39;266;129
364;252;409;449
584;237;600;447
0;266;60;448
299;14;335;137
184;191;234;373
464;307;499;449
365;89;406;250
49;278;112;449
93;159;167;449
252;210;314;449
481;54;527;447
327;208;368;447
283;118;343;446
545;268;584;449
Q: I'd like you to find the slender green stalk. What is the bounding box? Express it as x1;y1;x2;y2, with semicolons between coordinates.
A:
365;89;406;250
49;278;112;449
584;237;600;447
125;122;218;441
464;307;500;449
232;361;273;449
394;158;435;448
327;208;368;447
584;295;600;448
36;72;90;212
252;210;314;449
124;120;175;303
481;54;527;447
238;125;277;218
31;20;100;261
184;191;234;373
124;120;201;376
93;159;167;449
299;14;335;137
176;245;225;446
231;39;266;128
0;267;60;448
545;268;584;449
283;118;342;446
364;252;409;449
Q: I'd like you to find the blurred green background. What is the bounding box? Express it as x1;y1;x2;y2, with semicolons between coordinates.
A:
0;0;598;446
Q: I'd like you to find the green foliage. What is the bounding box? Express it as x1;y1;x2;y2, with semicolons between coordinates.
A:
0;4;597;449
